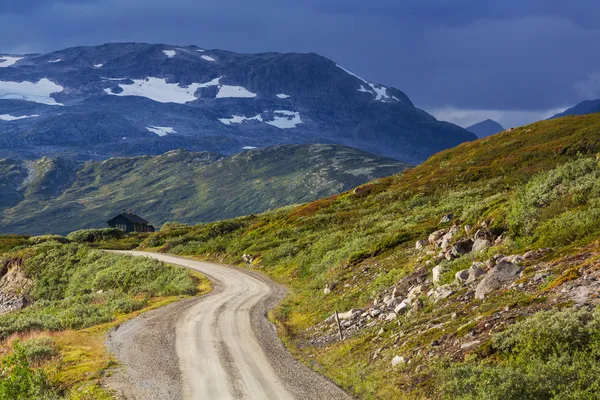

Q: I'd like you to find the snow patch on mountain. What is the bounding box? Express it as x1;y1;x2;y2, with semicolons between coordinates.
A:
201;55;216;62
276;93;291;99
146;126;176;136
337;64;397;103
0;114;39;121
216;85;257;98
0;56;23;68
265;110;303;129
49;59;62;63
94;63;104;68
104;77;218;103
243;146;257;149
219;114;263;125
163;50;176;58
0;78;64;105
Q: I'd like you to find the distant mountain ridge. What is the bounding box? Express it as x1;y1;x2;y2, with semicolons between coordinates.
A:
551;100;600;119
466;119;505;138
0;43;475;164
0;143;410;235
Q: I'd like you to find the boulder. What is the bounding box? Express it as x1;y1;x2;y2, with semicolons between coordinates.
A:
499;255;524;264
467;263;486;283
432;285;455;302
370;309;382;318
428;229;447;245
472;238;491;253
455;269;470;284
406;285;423;300
432;265;444;285
385;297;405;309
392;355;407;367
385;312;398;321
475;261;522;299
337;309;361;320
394;301;409;314
440;214;454;224
415;240;427;250
323;283;336;295
451;239;474;257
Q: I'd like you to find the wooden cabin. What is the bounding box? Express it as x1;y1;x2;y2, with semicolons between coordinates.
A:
107;212;155;233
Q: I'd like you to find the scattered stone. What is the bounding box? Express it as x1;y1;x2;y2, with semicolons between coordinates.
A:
415;240;427;250
464;225;472;234
472;238;492;253
394;301;409;314
460;340;481;349
451;239;474;257
475;261;522;299
385;312;398;321
370;309;382;318
323;283;336;295
385;297;404;309
373;348;383;359
455;269;470;284
432;285;455;303
406;285;423;300
432;265;444;285
412;298;424;312
467;263;486;283
428;229;447;245
440;214;454;224
392;355;407;367
451;312;458;320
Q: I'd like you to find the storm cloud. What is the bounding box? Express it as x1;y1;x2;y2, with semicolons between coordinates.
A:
1;0;599;127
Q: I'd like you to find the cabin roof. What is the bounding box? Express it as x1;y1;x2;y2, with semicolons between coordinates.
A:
107;213;149;224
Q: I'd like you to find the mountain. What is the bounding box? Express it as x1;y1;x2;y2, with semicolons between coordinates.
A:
465;118;504;138
551;99;600;118
114;113;600;398
0;144;409;235
0;43;475;164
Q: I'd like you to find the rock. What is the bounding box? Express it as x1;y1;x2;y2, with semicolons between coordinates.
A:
385;297;405;309
338;309;361;320
385;312;398;321
415;240;427;250
475;261;522;299
323;283;336;295
467;263;486;283
464;225;472;234
455;269;470;284
473;229;491;240
460;340;481;349
370;309;382;318
451;239;474;257
499;255;524;264
472;238;492;253
412;298;424;312
440;227;459;248
406;285;423;300
432;285;455;303
432;265;444;285
440;214;454;224
392;355;407;367
242;253;255;267
394;301;409;314
428;229;447;245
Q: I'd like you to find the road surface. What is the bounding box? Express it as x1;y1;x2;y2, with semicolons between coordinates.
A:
107;251;353;400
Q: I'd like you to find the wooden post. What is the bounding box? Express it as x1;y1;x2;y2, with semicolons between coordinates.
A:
334;310;344;341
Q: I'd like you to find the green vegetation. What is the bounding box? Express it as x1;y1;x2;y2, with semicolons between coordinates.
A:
66;229;123;243
0;240;208;399
0;144;409;235
108;114;600;398
441;308;600;399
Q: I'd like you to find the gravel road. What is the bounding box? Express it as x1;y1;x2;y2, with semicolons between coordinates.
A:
106;251;353;400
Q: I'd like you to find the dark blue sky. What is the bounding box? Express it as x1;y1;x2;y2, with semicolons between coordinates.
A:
1;0;599;127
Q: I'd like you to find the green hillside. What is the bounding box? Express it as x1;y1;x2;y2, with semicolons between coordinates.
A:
0;144;409;235
116;113;600;398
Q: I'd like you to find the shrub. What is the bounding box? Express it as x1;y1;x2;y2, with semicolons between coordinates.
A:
161;221;187;230
439;308;600;399
66;228;124;243
0;341;61;399
20;337;59;366
28;235;69;245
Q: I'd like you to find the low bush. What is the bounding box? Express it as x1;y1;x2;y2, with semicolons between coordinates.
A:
66;228;124;243
20;337;59;366
28;235;69;245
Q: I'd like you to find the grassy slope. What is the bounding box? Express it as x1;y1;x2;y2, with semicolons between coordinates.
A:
0;238;211;398
0;144;409;235
115;113;600;398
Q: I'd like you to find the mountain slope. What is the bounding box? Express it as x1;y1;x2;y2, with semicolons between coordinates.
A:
0;144;409;235
551;99;600;118
465;118;504;138
116;113;600;398
0;43;475;163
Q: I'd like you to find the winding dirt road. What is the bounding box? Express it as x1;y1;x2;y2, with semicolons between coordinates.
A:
107;251;352;400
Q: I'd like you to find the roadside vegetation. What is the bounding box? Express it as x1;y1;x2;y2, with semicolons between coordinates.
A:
0;238;209;399
98;113;600;398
